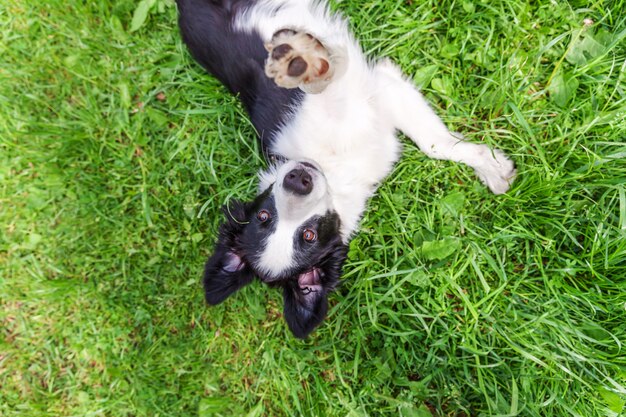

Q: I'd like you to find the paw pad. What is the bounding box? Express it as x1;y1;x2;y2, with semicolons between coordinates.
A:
265;29;333;94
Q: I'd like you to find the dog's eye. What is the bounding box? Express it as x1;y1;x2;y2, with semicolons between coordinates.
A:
303;229;317;242
257;210;271;222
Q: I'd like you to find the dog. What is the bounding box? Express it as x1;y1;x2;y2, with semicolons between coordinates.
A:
176;0;516;338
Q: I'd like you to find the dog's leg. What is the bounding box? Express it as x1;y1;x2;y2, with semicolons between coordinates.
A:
264;29;335;94
376;60;516;194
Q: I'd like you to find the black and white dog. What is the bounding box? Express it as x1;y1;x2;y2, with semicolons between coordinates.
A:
176;0;516;338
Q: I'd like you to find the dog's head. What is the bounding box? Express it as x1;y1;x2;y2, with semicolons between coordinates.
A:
203;160;348;338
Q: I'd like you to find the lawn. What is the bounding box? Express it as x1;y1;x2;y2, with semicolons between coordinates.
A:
1;0;625;415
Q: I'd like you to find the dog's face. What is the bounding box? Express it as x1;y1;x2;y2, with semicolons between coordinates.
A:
203;160;348;338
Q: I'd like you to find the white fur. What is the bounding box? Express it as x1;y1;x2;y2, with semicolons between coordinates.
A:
256;160;334;276
240;0;516;242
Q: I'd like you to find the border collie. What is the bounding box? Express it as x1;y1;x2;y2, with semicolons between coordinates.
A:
176;0;516;338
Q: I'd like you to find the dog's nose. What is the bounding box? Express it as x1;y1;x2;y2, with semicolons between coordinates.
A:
283;168;313;195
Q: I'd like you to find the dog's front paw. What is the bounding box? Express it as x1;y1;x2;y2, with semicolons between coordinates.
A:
264;29;333;94
473;148;517;195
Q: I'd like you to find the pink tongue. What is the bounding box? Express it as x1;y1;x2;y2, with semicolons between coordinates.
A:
223;252;244;272
298;269;320;287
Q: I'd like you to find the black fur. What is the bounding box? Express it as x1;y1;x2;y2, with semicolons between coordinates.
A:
283;240;348;338
203;201;255;304
176;0;303;149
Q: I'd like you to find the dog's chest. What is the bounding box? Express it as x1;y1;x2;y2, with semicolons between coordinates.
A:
271;86;401;188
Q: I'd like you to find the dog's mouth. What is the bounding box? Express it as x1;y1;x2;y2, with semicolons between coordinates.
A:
298;268;322;294
298;268;320;286
298;160;321;172
254;266;322;290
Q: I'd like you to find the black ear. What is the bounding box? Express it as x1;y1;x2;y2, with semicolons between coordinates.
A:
203;200;254;305
283;282;328;339
283;243;348;338
203;247;254;305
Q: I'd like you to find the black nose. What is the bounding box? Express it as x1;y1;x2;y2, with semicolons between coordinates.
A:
283;168;313;195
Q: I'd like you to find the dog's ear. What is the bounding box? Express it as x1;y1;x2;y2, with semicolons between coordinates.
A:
203;246;254;305
203;200;254;305
282;244;348;338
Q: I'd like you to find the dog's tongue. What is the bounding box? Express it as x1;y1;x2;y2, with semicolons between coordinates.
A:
298;268;321;287
223;252;245;272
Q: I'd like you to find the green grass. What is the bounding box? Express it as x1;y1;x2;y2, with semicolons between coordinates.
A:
1;0;625;415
